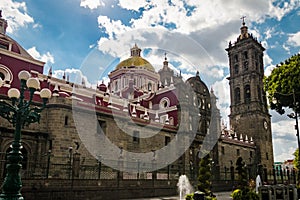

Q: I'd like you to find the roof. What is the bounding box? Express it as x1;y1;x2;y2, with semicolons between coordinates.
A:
0;34;34;59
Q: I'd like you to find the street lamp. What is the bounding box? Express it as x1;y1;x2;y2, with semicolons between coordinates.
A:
0;70;51;200
273;90;299;184
287;92;300;185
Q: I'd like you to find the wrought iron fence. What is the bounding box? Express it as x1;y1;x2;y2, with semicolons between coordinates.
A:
0;151;298;186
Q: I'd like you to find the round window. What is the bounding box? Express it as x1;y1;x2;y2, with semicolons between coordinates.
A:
0;65;13;84
160;97;170;109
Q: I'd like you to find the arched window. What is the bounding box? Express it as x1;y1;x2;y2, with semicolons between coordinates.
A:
244;85;251;103
243;51;248;59
115;80;118;91
243;61;248;71
234;64;239;74
148;82;152;91
257;86;261;101
234;54;238;63
234;87;241;104
64;115;69;126
0;65;13;84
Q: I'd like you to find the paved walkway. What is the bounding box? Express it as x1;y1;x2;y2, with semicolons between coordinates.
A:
123;191;232;200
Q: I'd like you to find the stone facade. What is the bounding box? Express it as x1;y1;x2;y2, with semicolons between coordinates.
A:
225;21;274;171
0;12;275;198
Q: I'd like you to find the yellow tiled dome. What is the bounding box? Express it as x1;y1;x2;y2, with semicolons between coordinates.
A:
115;44;155;72
116;56;155;71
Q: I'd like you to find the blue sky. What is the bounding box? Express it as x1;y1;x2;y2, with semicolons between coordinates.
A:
1;0;300;162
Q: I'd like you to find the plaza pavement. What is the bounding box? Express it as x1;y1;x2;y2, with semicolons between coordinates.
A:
122;191;232;200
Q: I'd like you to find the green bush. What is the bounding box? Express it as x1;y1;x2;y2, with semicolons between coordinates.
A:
185;193;218;200
231;188;258;200
205;196;217;200
185;193;194;200
245;190;259;200
231;189;242;200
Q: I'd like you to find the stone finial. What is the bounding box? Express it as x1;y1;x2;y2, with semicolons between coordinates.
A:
155;111;159;122
245;135;249;143
48;67;53;77
0;10;8;35
239;134;243;142
82;78;86;87
165;115;169;125
131;105;137;117
234;132;238;140
52;84;59;97
170;76;174;87
143;109;149;120
107;98;112;108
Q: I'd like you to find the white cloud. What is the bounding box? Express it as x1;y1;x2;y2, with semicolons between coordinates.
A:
0;0;34;33
287;31;300;46
264;27;273;40
265;64;276;77
269;0;300;21
118;0;150;11
27;47;54;64
211;76;231;120
93;0;300;75
53;68;94;88
263;52;273;69
80;0;105;9
270;112;299;162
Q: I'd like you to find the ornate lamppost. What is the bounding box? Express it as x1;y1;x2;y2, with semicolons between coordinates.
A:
287;91;300;185
0;70;51;200
273;90;299;184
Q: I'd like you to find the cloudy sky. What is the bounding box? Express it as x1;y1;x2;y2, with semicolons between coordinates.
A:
1;0;300;162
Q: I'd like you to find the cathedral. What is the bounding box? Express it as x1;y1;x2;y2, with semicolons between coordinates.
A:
0;12;274;199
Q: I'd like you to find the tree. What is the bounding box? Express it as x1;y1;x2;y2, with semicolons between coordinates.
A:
197;154;212;196
264;53;300;114
231;157;259;200
236;157;248;189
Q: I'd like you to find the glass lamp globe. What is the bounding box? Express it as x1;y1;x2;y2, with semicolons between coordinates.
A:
40;88;52;99
8;88;20;99
26;78;40;90
18;70;31;81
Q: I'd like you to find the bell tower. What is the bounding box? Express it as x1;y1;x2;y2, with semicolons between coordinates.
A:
226;18;274;170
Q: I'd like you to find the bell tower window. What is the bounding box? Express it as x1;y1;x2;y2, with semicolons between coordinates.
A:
243;61;248;71
243;51;248;59
234;87;241;104
234;55;238;63
244;85;251;103
234;64;239;74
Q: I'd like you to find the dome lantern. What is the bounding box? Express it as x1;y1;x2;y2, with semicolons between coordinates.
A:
130;43;141;57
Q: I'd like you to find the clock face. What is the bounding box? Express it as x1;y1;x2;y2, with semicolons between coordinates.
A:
263;120;268;130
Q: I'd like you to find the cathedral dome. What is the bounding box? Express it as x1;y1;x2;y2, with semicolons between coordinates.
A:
115;44;155;72
116;56;155;71
0;11;34;59
0;34;34;59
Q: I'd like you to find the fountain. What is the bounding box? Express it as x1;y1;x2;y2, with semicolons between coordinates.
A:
177;175;194;200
